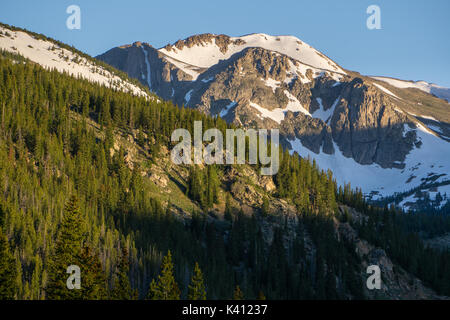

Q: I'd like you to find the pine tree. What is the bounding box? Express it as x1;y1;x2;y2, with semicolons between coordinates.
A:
233;285;244;300
224;194;233;222
46;196;106;300
207;166;220;207
188;262;206;300
46;196;85;300
112;248;132;300
148;251;180;300
0;229;17;299
257;290;266;300
78;246;107;300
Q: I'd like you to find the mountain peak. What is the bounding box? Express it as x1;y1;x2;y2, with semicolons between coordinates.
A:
157;32;345;74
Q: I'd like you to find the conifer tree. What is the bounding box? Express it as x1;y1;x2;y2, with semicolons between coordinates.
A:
257;290;266;300
233;285;244;300
224;194;233;222
46;195;85;300
112;248;132;300
0;229;16;299
206;166;220;207
148;251;180;300
78;246;107;300
188;262;206;300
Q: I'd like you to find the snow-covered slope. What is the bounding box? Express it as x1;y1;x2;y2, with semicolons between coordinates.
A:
160;53;203;81
312;97;339;124
0;25;148;97
289;121;450;202
398;184;450;210
159;33;345;74
250;91;311;124
372;76;450;102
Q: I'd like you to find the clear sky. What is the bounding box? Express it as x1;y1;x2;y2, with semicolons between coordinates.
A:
1;0;449;86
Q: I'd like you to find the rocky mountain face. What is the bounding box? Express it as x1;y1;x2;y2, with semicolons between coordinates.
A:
97;33;450;209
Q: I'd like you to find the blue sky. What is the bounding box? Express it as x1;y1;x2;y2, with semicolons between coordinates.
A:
1;0;449;86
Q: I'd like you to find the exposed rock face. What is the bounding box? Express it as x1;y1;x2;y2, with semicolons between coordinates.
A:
338;206;446;299
97;32;450;202
163;33;246;54
329;78;417;168
98;42;203;100
281;112;334;154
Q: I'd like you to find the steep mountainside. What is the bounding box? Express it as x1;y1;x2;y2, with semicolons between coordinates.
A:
0;23;150;98
97;33;450;210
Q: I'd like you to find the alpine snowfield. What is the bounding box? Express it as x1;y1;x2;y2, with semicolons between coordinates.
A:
0;25;149;97
289;122;450;202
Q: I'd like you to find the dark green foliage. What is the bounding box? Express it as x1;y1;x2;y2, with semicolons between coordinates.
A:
0;228;16;299
233;285;244;300
275;151;337;215
112;248;133;299
257;290;266;300
224;194;233;222
148;251;180;300
46;196;106;299
78;246;107;299
188;262;206;300
187;165;220;209
46;196;86;299
354;205;450;296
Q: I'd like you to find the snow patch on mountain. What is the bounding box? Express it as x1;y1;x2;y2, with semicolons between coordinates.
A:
399;184;450;210
372;76;450;102
250;91;311;124
419;115;438;122
427;124;444;134
219;101;237;118
161;54;201;80
201;76;214;83
263;78;281;93
402;123;415;138
312;97;339;124
373;83;401;100
184;89;194;104
284;91;312;117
